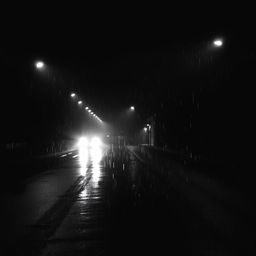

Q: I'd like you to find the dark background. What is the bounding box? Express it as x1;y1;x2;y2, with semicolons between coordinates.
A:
0;15;255;168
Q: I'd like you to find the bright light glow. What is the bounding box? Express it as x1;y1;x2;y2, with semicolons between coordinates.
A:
91;112;94;115
88;109;91;113
130;106;135;111
106;134;110;138
78;137;89;148
144;127;147;132
91;147;102;163
147;124;150;127
79;145;89;176
36;61;44;69
92;164;101;184
80;188;88;198
90;147;103;184
78;137;89;175
71;93;76;98
213;39;223;47
85;106;89;110
78;101;82;105
90;137;102;148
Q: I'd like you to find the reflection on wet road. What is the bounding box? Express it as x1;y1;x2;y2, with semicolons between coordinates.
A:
4;144;254;256
41;144;108;256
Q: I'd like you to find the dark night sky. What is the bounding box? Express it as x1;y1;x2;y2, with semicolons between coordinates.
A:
1;15;255;145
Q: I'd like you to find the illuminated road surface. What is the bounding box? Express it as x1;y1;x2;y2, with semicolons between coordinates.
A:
2;145;254;255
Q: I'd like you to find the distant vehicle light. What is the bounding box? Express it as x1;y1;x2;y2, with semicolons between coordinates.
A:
90;137;102;148
78;137;88;148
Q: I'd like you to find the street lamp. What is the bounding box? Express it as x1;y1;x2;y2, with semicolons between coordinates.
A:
78;101;82;105
71;93;76;98
35;61;45;69
213;39;223;47
130;106;135;111
143;124;151;145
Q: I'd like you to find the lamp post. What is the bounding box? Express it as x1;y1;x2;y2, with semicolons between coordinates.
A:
144;125;151;146
147;124;151;146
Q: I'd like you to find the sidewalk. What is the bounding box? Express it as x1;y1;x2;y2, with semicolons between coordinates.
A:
1;146;77;194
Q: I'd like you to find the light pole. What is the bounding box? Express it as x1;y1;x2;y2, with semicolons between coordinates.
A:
143;126;151;145
147;124;151;146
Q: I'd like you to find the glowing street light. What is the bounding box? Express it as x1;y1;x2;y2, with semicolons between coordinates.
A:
130;106;135;111
144;127;147;132
35;61;45;69
67;92;104;123
213;39;223;47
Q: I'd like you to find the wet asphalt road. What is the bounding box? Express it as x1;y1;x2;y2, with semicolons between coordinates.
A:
1;145;255;255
